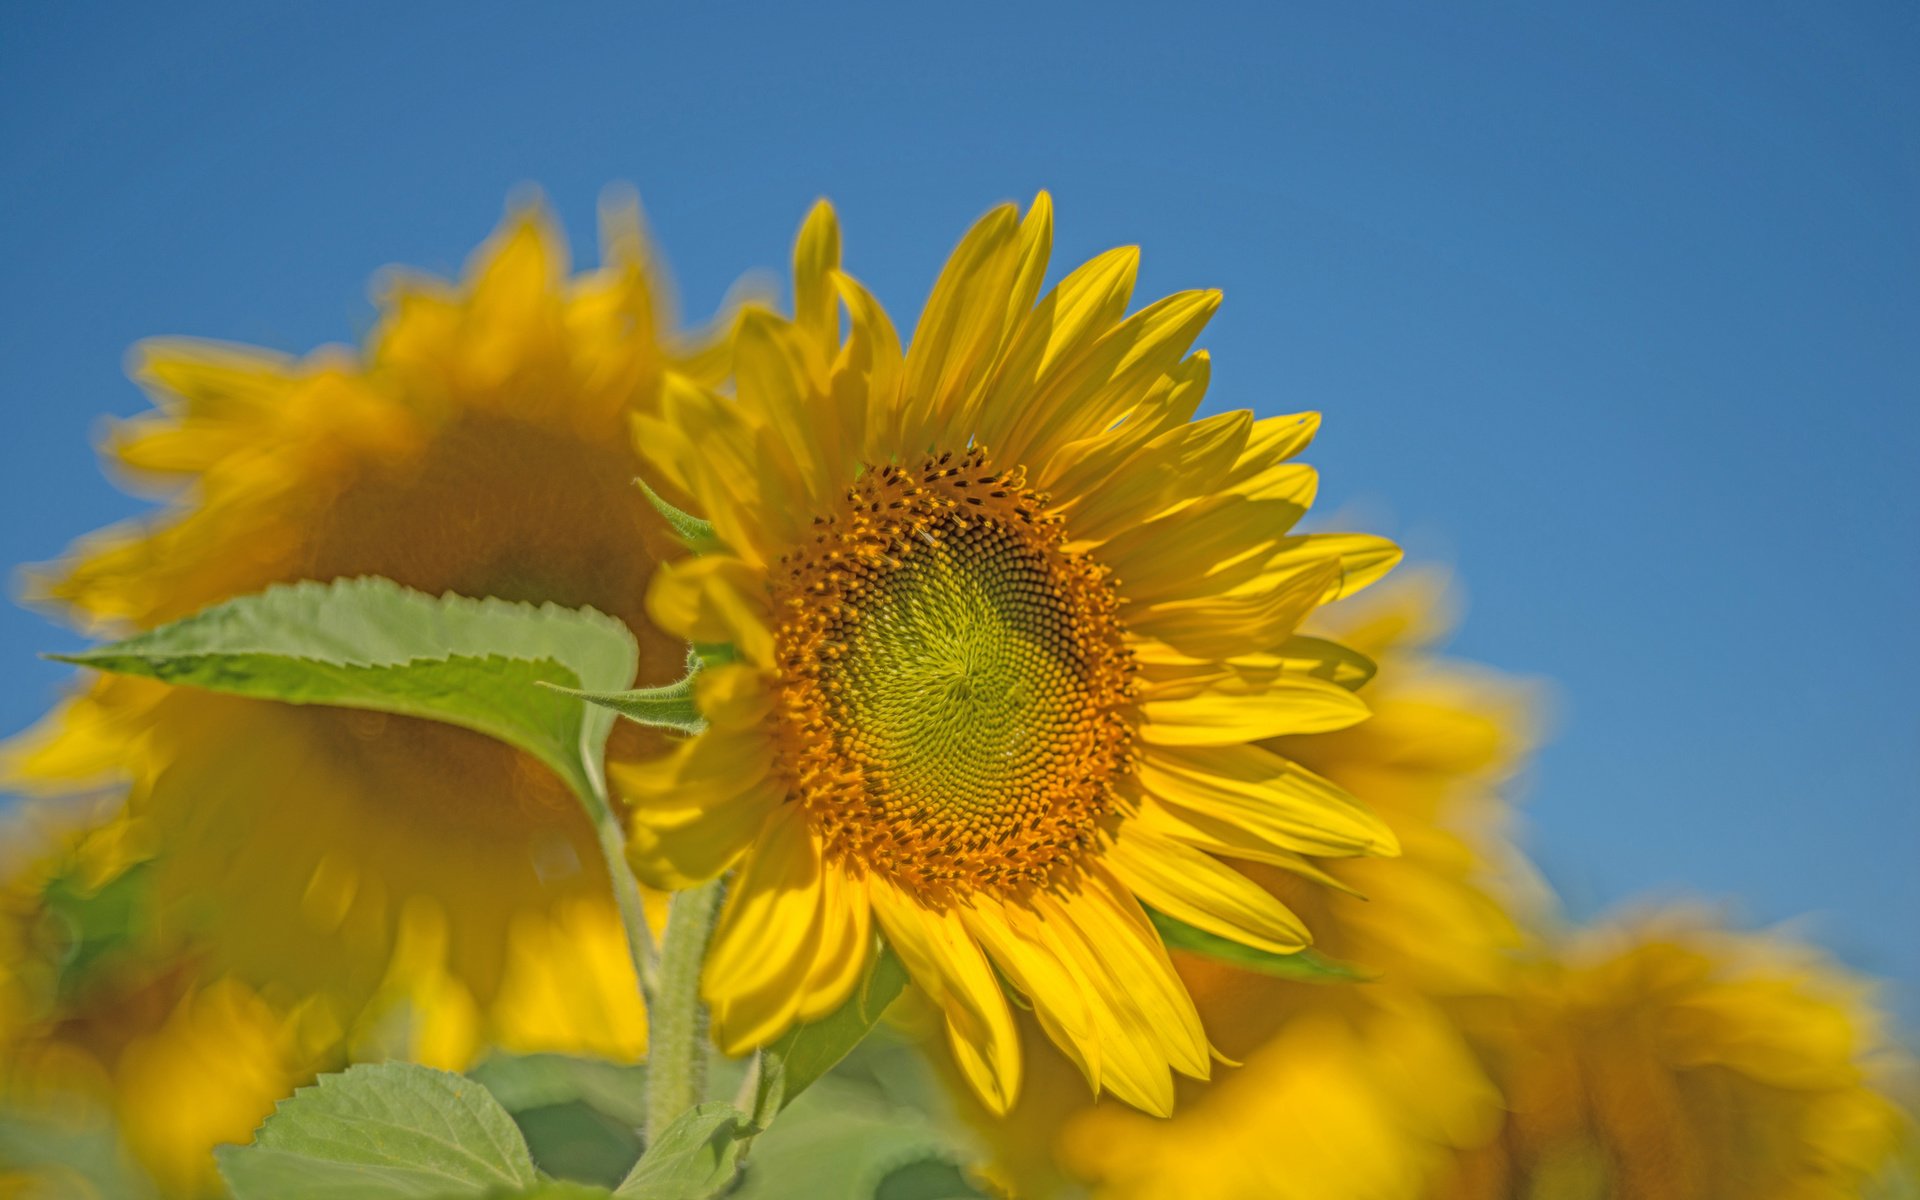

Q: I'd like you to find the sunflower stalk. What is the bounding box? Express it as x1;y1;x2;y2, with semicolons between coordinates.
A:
589;794;662;1004
645;876;724;1145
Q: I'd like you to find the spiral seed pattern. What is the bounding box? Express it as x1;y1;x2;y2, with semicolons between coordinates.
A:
772;449;1138;902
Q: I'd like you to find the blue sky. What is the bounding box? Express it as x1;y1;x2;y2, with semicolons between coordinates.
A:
3;2;1915;1017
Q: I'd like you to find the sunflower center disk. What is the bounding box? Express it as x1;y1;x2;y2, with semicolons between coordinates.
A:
773;451;1137;901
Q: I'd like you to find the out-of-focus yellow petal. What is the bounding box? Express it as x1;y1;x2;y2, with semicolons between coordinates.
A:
492;897;647;1061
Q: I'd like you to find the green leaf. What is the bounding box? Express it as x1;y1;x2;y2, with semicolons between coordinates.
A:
470;1054;650;1188
730;1073;985;1200
214;1062;539;1200
751;945;909;1126
471;1054;650;1128
637;480;721;554
613;1102;748;1200
1146;908;1369;983
52;577;637;813
872;1159;988;1200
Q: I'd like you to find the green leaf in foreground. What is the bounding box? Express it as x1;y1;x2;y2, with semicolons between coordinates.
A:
51;577;638;812
214;1062;539;1200
751;945;909;1126
1147;908;1369;983
613;1101;749;1199
730;1070;986;1200
470;1054;650;1188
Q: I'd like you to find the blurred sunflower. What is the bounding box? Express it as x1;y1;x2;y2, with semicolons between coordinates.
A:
0;810;318;1199
963;574;1544;1196
2;194;731;1058
1444;915;1914;1200
620;194;1403;1115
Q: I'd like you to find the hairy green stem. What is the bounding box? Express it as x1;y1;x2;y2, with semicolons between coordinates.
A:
590;800;661;1004
646;878;724;1144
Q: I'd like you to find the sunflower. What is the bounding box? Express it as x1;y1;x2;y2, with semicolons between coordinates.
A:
1056;999;1500;1200
957;574;1541;1195
1445;915;1914;1200
0;810;318;1199
2;194;726;1056
618;193;1403;1116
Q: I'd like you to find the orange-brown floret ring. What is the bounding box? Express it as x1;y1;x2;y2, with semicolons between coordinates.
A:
770;448;1139;904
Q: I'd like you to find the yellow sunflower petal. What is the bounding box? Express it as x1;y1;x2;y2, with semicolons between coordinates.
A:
692;663;775;732
870;880;1022;1115
651;373;809;567
961;895;1102;1084
1065;410;1252;538
1241;410;1322;466
975;244;1140;452
1045;868;1212;1109
1227;460;1318;510
491;897;648;1060
792;199;843;356
831;271;903;460
1271;634;1380;688
898;204;1024;451
1037;350;1211;500
646;555;774;667
794;864;873;1026
734;312;845;508
1140;670;1372;744
1261;532;1404;602
1127;557;1341;660
1105;824;1311;954
997;192;1055;345
999;289;1221;475
1090;493;1295;601
1130;796;1372;890
1134;742;1399;858
613;728;780;890
1027;892;1180;1114
702;805;842;1052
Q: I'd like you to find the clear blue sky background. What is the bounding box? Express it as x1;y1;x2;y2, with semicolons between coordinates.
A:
3;3;1915;1019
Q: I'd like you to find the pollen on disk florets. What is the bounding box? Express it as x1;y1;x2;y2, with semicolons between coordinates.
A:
771;447;1139;903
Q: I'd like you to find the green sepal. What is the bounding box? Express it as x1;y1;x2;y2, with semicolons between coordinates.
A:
637;480;722;555
1146;908;1371;984
539;646;705;734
